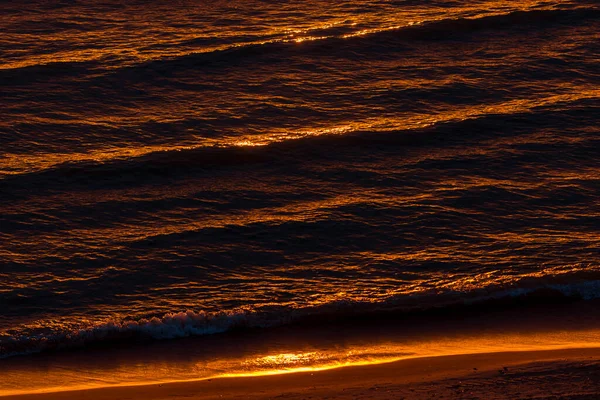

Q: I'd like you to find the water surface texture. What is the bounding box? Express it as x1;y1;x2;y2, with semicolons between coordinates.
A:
1;0;599;362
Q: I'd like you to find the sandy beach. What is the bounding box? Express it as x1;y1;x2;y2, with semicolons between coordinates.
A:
3;347;600;400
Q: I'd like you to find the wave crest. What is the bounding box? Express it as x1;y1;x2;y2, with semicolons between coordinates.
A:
3;7;597;83
3;276;600;360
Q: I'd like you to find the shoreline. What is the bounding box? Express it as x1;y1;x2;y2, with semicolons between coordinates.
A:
3;347;600;400
3;299;600;398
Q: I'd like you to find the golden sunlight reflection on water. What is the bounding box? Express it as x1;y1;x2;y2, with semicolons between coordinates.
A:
2;87;597;177
220;330;600;379
2;328;600;396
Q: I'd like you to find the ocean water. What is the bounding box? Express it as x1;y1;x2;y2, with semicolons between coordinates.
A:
1;0;600;393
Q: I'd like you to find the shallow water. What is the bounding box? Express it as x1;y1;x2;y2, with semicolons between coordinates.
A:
1;0;599;375
2;300;600;395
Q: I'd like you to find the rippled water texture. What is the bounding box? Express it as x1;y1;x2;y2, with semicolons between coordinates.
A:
1;0;599;358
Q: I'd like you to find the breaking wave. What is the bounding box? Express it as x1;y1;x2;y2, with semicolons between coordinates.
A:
3;274;600;360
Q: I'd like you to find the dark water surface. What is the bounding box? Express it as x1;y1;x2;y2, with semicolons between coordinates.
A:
1;0;599;386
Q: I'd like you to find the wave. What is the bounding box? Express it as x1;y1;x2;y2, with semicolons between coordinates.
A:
400;7;600;37
2;271;600;360
2;7;598;83
139;7;600;68
1;95;597;196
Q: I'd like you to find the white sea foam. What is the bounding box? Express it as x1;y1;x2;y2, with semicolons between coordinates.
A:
2;278;600;360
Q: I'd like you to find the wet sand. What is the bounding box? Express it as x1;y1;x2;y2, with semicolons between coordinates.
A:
3;347;600;400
